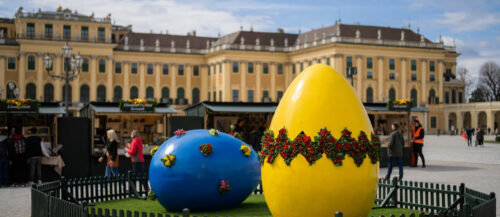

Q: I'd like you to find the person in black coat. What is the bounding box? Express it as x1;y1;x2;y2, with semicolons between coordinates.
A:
98;129;119;177
26;127;43;185
8;127;28;186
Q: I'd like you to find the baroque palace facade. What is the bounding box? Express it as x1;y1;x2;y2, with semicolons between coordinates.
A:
3;7;496;134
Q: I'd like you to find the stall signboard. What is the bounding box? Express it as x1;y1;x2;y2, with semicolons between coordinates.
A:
0;99;40;112
387;99;412;112
119;99;158;112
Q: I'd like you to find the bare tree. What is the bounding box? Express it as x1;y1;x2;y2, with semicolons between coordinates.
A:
478;61;500;101
456;67;472;100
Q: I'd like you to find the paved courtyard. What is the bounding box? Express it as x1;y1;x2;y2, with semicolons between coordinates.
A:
0;135;499;217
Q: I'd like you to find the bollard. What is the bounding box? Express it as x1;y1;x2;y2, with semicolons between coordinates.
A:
182;208;190;217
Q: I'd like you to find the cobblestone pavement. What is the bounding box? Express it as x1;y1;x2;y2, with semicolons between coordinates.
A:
1;135;499;217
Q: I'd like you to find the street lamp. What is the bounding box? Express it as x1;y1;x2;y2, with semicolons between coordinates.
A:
346;66;357;86
44;42;83;116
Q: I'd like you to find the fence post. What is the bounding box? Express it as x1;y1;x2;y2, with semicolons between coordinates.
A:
459;183;465;211
334;211;343;217
392;176;399;207
490;192;496;199
127;170;132;197
182;208;190;217
462;203;471;217
60;176;67;201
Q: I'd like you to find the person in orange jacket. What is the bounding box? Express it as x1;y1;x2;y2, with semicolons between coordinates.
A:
412;119;426;168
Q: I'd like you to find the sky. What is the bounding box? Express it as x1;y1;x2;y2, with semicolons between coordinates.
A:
0;0;499;86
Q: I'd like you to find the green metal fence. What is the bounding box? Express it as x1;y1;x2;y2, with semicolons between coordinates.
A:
31;174;496;217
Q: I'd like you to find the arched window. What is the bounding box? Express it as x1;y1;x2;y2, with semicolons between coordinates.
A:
429;89;436;104
97;85;106;102
176;87;186;104
161;87;170;103
25;83;36;99
113;86;122;102
43;83;54;102
366;87;373;103
389;88;396;101
80;85;90;103
192;88;200;104
130;86;138;99
146;86;154;100
62;84;72;104
411;88;418;107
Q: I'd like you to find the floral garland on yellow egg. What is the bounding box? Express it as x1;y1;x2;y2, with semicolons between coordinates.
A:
260;128;381;167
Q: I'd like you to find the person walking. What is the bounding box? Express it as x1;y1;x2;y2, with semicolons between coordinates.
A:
99;129;120;177
8;128;28;187
412;120;426;168
0;129;9;187
25;128;43;185
384;122;404;181
466;128;473;147
476;128;485;148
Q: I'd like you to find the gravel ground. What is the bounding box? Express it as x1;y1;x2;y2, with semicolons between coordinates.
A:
1;135;499;217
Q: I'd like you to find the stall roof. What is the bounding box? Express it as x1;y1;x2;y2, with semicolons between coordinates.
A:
185;101;427;114
81;102;177;114
0;102;66;114
185;101;278;113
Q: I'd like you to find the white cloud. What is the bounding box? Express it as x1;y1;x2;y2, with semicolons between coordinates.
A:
441;35;463;47
435;12;500;33
22;0;278;36
479;41;489;47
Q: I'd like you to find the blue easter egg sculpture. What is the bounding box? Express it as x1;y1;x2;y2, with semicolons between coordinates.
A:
149;129;261;211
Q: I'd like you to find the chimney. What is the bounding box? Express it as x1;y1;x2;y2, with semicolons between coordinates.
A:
277;28;284;34
192;30;196;37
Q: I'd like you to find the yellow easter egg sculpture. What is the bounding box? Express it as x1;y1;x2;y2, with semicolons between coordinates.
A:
261;64;381;217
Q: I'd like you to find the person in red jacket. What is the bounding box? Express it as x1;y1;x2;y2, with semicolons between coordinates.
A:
125;130;145;174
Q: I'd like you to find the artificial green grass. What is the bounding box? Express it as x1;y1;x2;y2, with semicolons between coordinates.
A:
94;194;423;217
484;140;500;144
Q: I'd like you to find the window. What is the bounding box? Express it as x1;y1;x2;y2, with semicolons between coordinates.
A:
63;25;71;39
445;91;449;104
366;57;373;69
193;65;199;76
62;84;72;104
248;62;254;73
177;87;186;104
451;89;456;104
277;64;283;75
458;92;463;103
208;91;210;101
98;27;105;41
292;64;296;74
300;62;304;72
147;64;153;75
130;86;139;99
44;84;54;102
99;59;106;73
411;60;417;71
97;85;106;102
219;91;222;102
161;87;170;103
7;57;15;69
248;90;254;102
178;65;184;75
115;62;122;73
45;24;53;38
389;73;396;80
431;117;437;128
146;87;154;99
367;71;373;79
309;61;312;66
232;90;239;102
28;55;35;70
233;62;239;73
430;74;435;82
25;83;36;99
262;90;269;102
429;61;435;72
389;88;396;101
366;87;373;103
131;63;138;74
317;59;321;64
219;63;222;73
346;56;353;67
411;89;418;106
113;86;122;102
213;92;217;101
162;64;169;75
192;88;200;104
277;91;284;102
82;58;89;72
81;26;89;40
263;63;269;74
429;89;436;104
326;58;331;65
389;58;395;70
411;73;417;81
80;85;90;103
27;23;35;37
208;66;212;75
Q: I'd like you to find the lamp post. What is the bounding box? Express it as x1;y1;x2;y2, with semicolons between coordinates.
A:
346;66;357;86
44;42;83;116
